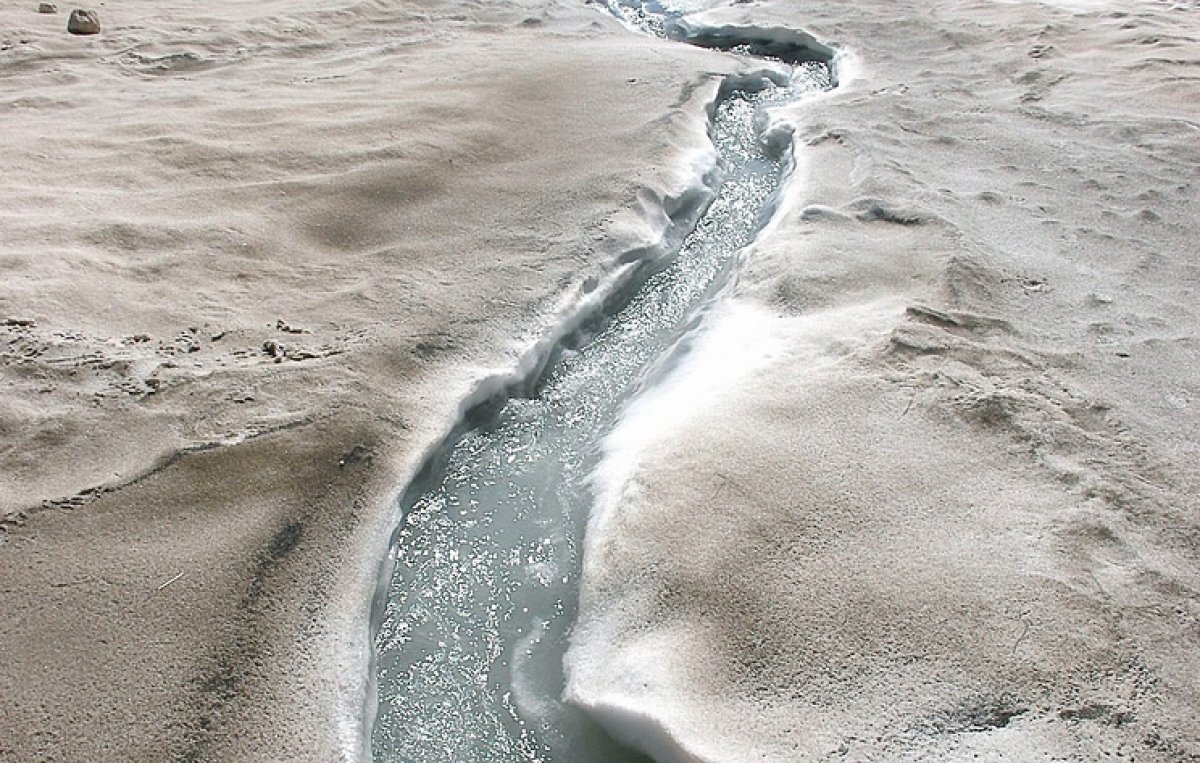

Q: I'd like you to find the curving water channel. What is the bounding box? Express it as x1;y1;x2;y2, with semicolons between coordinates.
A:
369;3;832;761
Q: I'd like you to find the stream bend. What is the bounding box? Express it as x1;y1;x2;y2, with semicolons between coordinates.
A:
368;3;834;761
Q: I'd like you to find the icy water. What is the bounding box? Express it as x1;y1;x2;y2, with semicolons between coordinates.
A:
370;4;831;762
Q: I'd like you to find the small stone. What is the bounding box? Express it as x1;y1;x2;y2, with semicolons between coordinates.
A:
38;2;58;13
67;9;99;35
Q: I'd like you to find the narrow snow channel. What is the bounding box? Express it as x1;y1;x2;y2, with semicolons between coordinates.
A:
370;3;832;761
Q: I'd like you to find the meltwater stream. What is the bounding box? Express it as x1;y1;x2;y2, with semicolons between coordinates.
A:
371;3;832;761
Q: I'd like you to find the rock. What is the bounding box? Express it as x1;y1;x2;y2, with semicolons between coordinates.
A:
38;3;58;13
66;9;99;35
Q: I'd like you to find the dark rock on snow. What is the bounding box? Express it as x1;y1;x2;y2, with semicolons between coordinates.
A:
67;9;99;34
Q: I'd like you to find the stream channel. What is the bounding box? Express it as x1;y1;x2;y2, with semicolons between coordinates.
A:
370;2;833;761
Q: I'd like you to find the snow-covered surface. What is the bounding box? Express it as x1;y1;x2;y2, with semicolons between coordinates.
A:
570;0;1200;759
0;1;729;759
0;0;1196;760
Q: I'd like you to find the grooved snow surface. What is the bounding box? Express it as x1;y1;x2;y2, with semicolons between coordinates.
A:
0;0;1197;761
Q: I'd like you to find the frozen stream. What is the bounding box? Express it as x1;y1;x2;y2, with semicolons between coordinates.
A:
370;3;832;761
